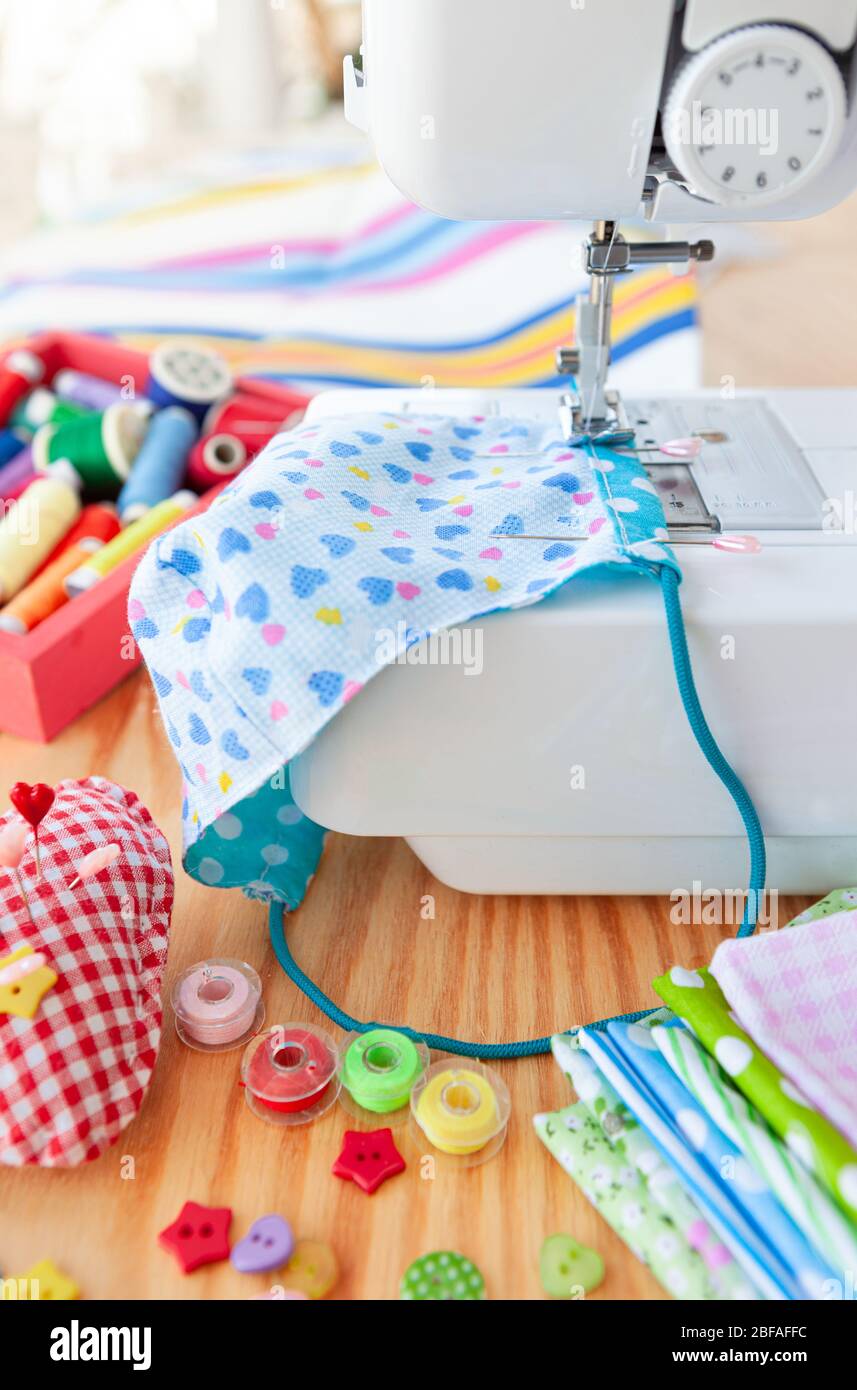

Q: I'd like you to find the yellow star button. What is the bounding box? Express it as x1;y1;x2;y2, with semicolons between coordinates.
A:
0;946;58;1020
2;1258;79;1300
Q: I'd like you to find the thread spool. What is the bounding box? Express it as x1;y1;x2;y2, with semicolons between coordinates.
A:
54;368;152;415
410;1059;511;1166
64;489;196;596
0;349;45;427
117;406;198;523
186;432;247;492
32;404;147;499
0;529;114;633
0;430;27;468
146;340;232;423
339;1028;429;1119
172;958;264;1053
241;1023;340;1126
11;387;89;434
203;393;292;454
37;502;119;573
0;474;81;604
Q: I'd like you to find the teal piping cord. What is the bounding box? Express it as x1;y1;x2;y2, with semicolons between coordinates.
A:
269;563;767;1058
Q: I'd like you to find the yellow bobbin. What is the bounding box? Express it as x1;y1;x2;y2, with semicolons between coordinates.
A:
411;1059;510;1156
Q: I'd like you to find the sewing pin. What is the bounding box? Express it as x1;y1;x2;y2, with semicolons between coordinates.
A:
67;842;121;890
0;821;35;925
8;781;55;881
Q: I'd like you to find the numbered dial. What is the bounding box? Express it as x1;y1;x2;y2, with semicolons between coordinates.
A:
662;25;847;208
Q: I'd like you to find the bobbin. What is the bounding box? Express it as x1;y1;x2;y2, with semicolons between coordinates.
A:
147;340;232;422
171;958;264;1053
240;1023;340;1127
339;1027;429;1121
410;1058;511;1167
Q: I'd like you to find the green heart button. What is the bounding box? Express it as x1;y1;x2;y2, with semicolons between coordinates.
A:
540;1233;604;1299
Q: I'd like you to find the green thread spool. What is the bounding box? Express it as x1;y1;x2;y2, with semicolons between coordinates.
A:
32;403;147;498
11;387;90;434
340;1028;429;1114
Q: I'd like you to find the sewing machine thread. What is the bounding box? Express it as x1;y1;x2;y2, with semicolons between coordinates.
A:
241;1023;340;1126
172;957;264;1052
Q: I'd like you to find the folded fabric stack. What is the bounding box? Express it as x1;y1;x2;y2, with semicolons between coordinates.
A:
535;892;857;1300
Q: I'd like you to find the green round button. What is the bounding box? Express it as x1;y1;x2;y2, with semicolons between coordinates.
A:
540;1233;604;1299
341;1027;427;1113
400;1251;486;1300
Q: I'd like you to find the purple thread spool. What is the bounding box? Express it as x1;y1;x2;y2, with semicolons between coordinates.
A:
54;368;152;415
0;445;36;503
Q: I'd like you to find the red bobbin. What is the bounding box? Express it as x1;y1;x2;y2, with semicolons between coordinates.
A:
240;1023;340;1127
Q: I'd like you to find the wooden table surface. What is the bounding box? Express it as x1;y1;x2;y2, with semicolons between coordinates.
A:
2;195;854;1300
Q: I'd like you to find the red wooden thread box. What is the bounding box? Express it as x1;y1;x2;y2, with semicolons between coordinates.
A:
0;332;307;742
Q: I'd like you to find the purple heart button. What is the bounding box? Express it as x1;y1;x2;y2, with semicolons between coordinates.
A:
231;1214;295;1274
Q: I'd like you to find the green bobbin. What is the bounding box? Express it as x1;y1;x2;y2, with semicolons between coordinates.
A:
340;1027;428;1114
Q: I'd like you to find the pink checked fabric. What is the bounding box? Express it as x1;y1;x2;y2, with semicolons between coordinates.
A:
0;778;172;1166
711;908;857;1148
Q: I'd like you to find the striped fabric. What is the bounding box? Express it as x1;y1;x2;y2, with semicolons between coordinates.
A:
0;145;699;395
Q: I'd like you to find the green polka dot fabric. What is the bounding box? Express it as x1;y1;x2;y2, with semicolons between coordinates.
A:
653;966;857;1225
551;1032;756;1300
786;886;857;926
652;1020;857;1284
534;1101;720;1300
400;1251;486;1300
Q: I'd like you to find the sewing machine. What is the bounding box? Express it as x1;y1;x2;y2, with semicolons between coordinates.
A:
291;0;857;896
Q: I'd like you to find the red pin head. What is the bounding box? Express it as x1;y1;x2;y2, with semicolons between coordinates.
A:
9;782;55;830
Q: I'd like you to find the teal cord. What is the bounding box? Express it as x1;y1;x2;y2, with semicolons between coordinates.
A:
269;565;766;1056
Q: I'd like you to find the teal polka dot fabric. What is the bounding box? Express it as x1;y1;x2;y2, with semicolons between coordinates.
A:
129;411;678;908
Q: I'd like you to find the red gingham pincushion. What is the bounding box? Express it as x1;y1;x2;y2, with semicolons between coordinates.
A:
0;778;172;1166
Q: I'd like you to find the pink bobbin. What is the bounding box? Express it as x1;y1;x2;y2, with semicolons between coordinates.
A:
172;958;265;1053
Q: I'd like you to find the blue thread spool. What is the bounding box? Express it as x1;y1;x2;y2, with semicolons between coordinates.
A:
146;340;232;424
117;406;198;524
0;429;26;468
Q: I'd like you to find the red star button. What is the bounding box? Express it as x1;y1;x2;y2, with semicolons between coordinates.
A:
332;1127;406;1195
158;1200;232;1273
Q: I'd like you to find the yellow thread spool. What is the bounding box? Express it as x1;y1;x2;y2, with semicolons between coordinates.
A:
0;475;81;603
64;489;196;596
411;1060;511;1158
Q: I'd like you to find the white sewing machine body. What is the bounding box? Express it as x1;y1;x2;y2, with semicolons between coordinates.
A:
290;1;857;896
292;387;857;896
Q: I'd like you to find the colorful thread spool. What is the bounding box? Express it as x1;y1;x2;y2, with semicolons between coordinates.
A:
411;1059;511;1164
339;1028;429;1116
203;393;292;454
0;349;45;428
54;368;151;414
11;387;89;434
0;429;27;467
64;489;196;596
0;445;35;503
0;474;81;604
117;406;198;523
240;1023;340;1126
186;433;247;492
146;339;232;423
37;502;119;573
172;958;264;1053
32;404;147;499
0;536;107;634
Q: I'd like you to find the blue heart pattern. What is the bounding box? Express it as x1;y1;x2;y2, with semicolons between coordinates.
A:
291;566;328;599
130;415;676;885
358;576;394;606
